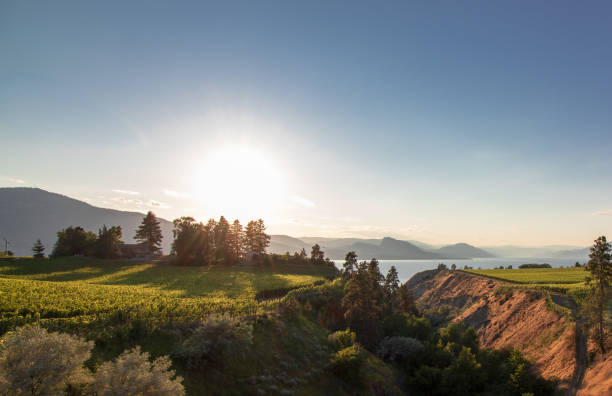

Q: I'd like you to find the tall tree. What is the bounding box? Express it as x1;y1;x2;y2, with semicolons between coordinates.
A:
585;235;612;353
397;283;418;315
172;217;204;265
135;211;163;255
310;244;325;264
94;225;123;259
341;259;384;347
342;251;357;279
383;266;400;313
214;216;231;264
227;219;244;264
244;219;270;256
32;239;45;258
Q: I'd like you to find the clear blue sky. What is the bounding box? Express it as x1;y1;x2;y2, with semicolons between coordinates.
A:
2;1;611;246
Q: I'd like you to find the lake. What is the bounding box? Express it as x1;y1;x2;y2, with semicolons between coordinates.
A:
334;257;588;283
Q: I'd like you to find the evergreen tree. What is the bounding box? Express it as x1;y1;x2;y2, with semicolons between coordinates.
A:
214;216;231;264
342;251;357;279
397;283;418;315
310;244;325;264
585;235;612;353
244;219;270;256
227;219;244;264
383;266;400;313
135;211;163;255
299;248;307;260
342;259;384;347
32;239;45;258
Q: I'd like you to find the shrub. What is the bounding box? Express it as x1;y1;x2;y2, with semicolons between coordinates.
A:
382;313;433;342
93;346;184;396
0;324;93;395
328;345;367;386
172;315;253;369
376;336;423;363
328;329;356;350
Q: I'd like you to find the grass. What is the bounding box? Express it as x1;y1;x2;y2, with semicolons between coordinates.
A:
0;256;337;334
464;267;590;305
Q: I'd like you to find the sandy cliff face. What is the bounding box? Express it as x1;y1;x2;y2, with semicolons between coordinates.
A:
408;270;580;392
577;352;612;396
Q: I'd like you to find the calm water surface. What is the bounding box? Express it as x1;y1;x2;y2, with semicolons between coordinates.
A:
334;257;588;283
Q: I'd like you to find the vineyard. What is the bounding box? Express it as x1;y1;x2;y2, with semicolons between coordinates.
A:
0;257;336;335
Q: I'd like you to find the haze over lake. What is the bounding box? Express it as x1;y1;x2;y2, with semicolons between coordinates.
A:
335;257;589;283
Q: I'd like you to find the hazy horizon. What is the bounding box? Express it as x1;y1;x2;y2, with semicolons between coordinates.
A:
2;1;612;246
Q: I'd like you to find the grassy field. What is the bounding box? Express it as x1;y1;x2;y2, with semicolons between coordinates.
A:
0;257;337;334
464;267;590;303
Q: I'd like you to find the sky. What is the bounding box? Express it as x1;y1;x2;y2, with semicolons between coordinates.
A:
1;1;612;246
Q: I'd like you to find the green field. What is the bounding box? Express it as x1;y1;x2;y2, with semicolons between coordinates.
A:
464;267;590;303
0;257;336;334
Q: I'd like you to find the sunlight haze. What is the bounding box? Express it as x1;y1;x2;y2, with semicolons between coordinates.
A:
2;1;612;246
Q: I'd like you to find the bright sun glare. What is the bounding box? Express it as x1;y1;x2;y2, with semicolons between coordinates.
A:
194;147;286;219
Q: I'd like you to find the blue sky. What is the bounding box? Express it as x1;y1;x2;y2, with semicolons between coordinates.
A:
2;1;611;245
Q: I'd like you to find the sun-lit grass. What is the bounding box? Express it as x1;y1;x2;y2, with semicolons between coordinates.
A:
0;257;336;334
464;267;590;304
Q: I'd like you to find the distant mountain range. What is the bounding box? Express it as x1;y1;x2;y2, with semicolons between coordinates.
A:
0;188;174;255
0;187;590;259
270;236;495;260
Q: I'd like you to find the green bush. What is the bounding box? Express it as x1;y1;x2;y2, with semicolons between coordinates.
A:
328;345;367;386
382;313;432;341
376;336;423;363
328;329;356;350
172;315;253;370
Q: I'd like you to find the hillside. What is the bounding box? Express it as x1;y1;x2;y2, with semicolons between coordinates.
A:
407;269;611;394
435;242;495;258
0;188;174;255
270;235;495;260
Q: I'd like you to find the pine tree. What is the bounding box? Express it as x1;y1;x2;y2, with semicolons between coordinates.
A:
342;251;357;279
310;244;325;264
244;219;270;256
383;266;400;313
227;219;244;264
214;216;231;264
397;283;418;315
135;211;163;255
585;235;612;353
32;239;45;258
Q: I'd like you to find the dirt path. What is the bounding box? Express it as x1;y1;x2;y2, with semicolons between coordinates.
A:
550;294;588;396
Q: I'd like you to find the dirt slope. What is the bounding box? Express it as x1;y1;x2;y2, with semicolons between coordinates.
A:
577;352;612;395
408;270;577;392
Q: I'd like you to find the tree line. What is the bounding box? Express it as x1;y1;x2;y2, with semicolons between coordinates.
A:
171;216;270;265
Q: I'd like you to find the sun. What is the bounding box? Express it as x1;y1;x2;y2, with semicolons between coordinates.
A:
194;146;287;219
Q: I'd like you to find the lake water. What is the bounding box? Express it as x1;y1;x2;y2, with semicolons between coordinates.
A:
334;257;588;283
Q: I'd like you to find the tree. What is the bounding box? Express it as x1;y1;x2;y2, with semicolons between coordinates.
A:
342;251;357;279
244;219;270;256
94;225;123;259
585;235;612;353
450;263;457;271
172;217;205;265
51;226;96;257
214;216;231;264
135;211;163;255
384;266;400;313
0;325;93;395
227;219;244;264
397;283;418;315
342;259;384;347
32;239;45;258
310;244;325;264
